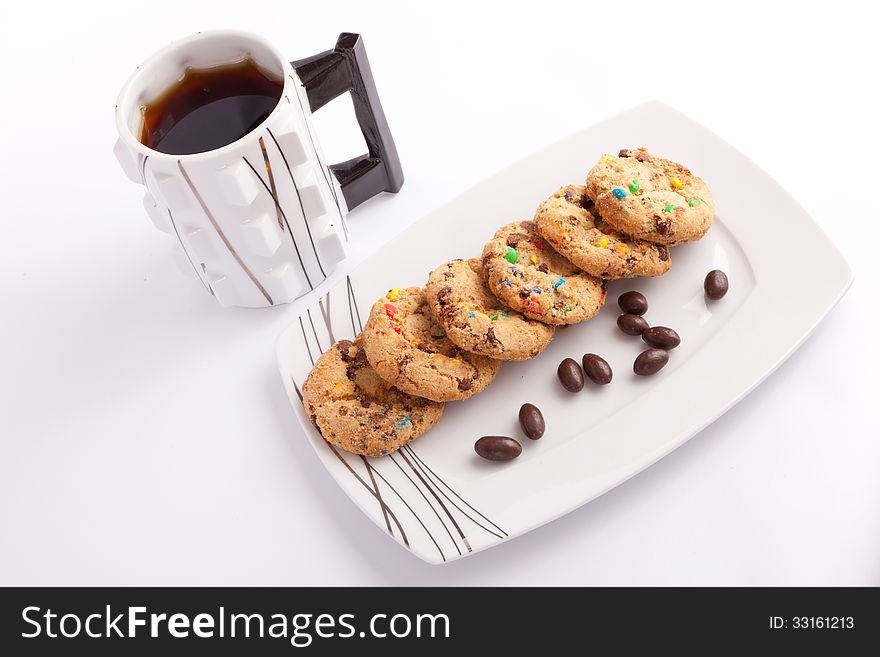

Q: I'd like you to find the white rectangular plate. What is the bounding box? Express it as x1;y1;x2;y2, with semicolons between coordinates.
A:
276;102;852;564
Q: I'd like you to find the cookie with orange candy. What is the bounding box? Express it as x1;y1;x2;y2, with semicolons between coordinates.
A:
534;184;671;280
362;286;500;402
480;219;606;324
585;147;714;245
302;335;444;456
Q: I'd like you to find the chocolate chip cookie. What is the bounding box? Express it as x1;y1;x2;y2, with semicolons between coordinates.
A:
302;336;444;456
480;220;606;324
534;185;671;279
362;287;501;402
426;259;555;361
585;147;714;245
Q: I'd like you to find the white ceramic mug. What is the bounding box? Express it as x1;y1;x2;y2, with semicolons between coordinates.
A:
114;30;402;308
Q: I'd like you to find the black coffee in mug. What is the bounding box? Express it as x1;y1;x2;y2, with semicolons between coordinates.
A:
138;57;284;155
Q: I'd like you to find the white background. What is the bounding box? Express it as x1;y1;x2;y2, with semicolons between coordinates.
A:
2;0;878;585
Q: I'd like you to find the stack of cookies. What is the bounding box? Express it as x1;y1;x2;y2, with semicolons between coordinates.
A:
302;148;714;456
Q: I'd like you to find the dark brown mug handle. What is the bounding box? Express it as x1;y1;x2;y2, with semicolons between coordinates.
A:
291;33;404;211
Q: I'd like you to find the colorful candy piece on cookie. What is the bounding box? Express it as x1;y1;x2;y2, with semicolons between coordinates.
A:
480;220;605;325
362;287;500;402
533;184;672;280
425;258;555;360
301;336;444;456
585;147;714;245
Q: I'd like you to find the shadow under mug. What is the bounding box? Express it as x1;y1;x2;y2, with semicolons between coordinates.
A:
114;30;403;308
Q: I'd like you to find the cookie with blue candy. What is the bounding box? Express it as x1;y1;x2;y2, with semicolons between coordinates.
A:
585;147;714;245
534;184;671;280
480;220;606;325
302;335;444;456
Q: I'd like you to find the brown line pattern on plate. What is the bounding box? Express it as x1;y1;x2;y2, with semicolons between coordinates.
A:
388;453;462;557
266;127;328;276
299;316;315;366
290;376;303;402
306;307;323;352
326;445;409;549
345;279;359;337
398;449;471;553
364;460;455;558
241;155;313;291
177;160;273;305
405;445;507;537
318;293;336;344
402;445;504;540
346;276;364;331
360;456;393;537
